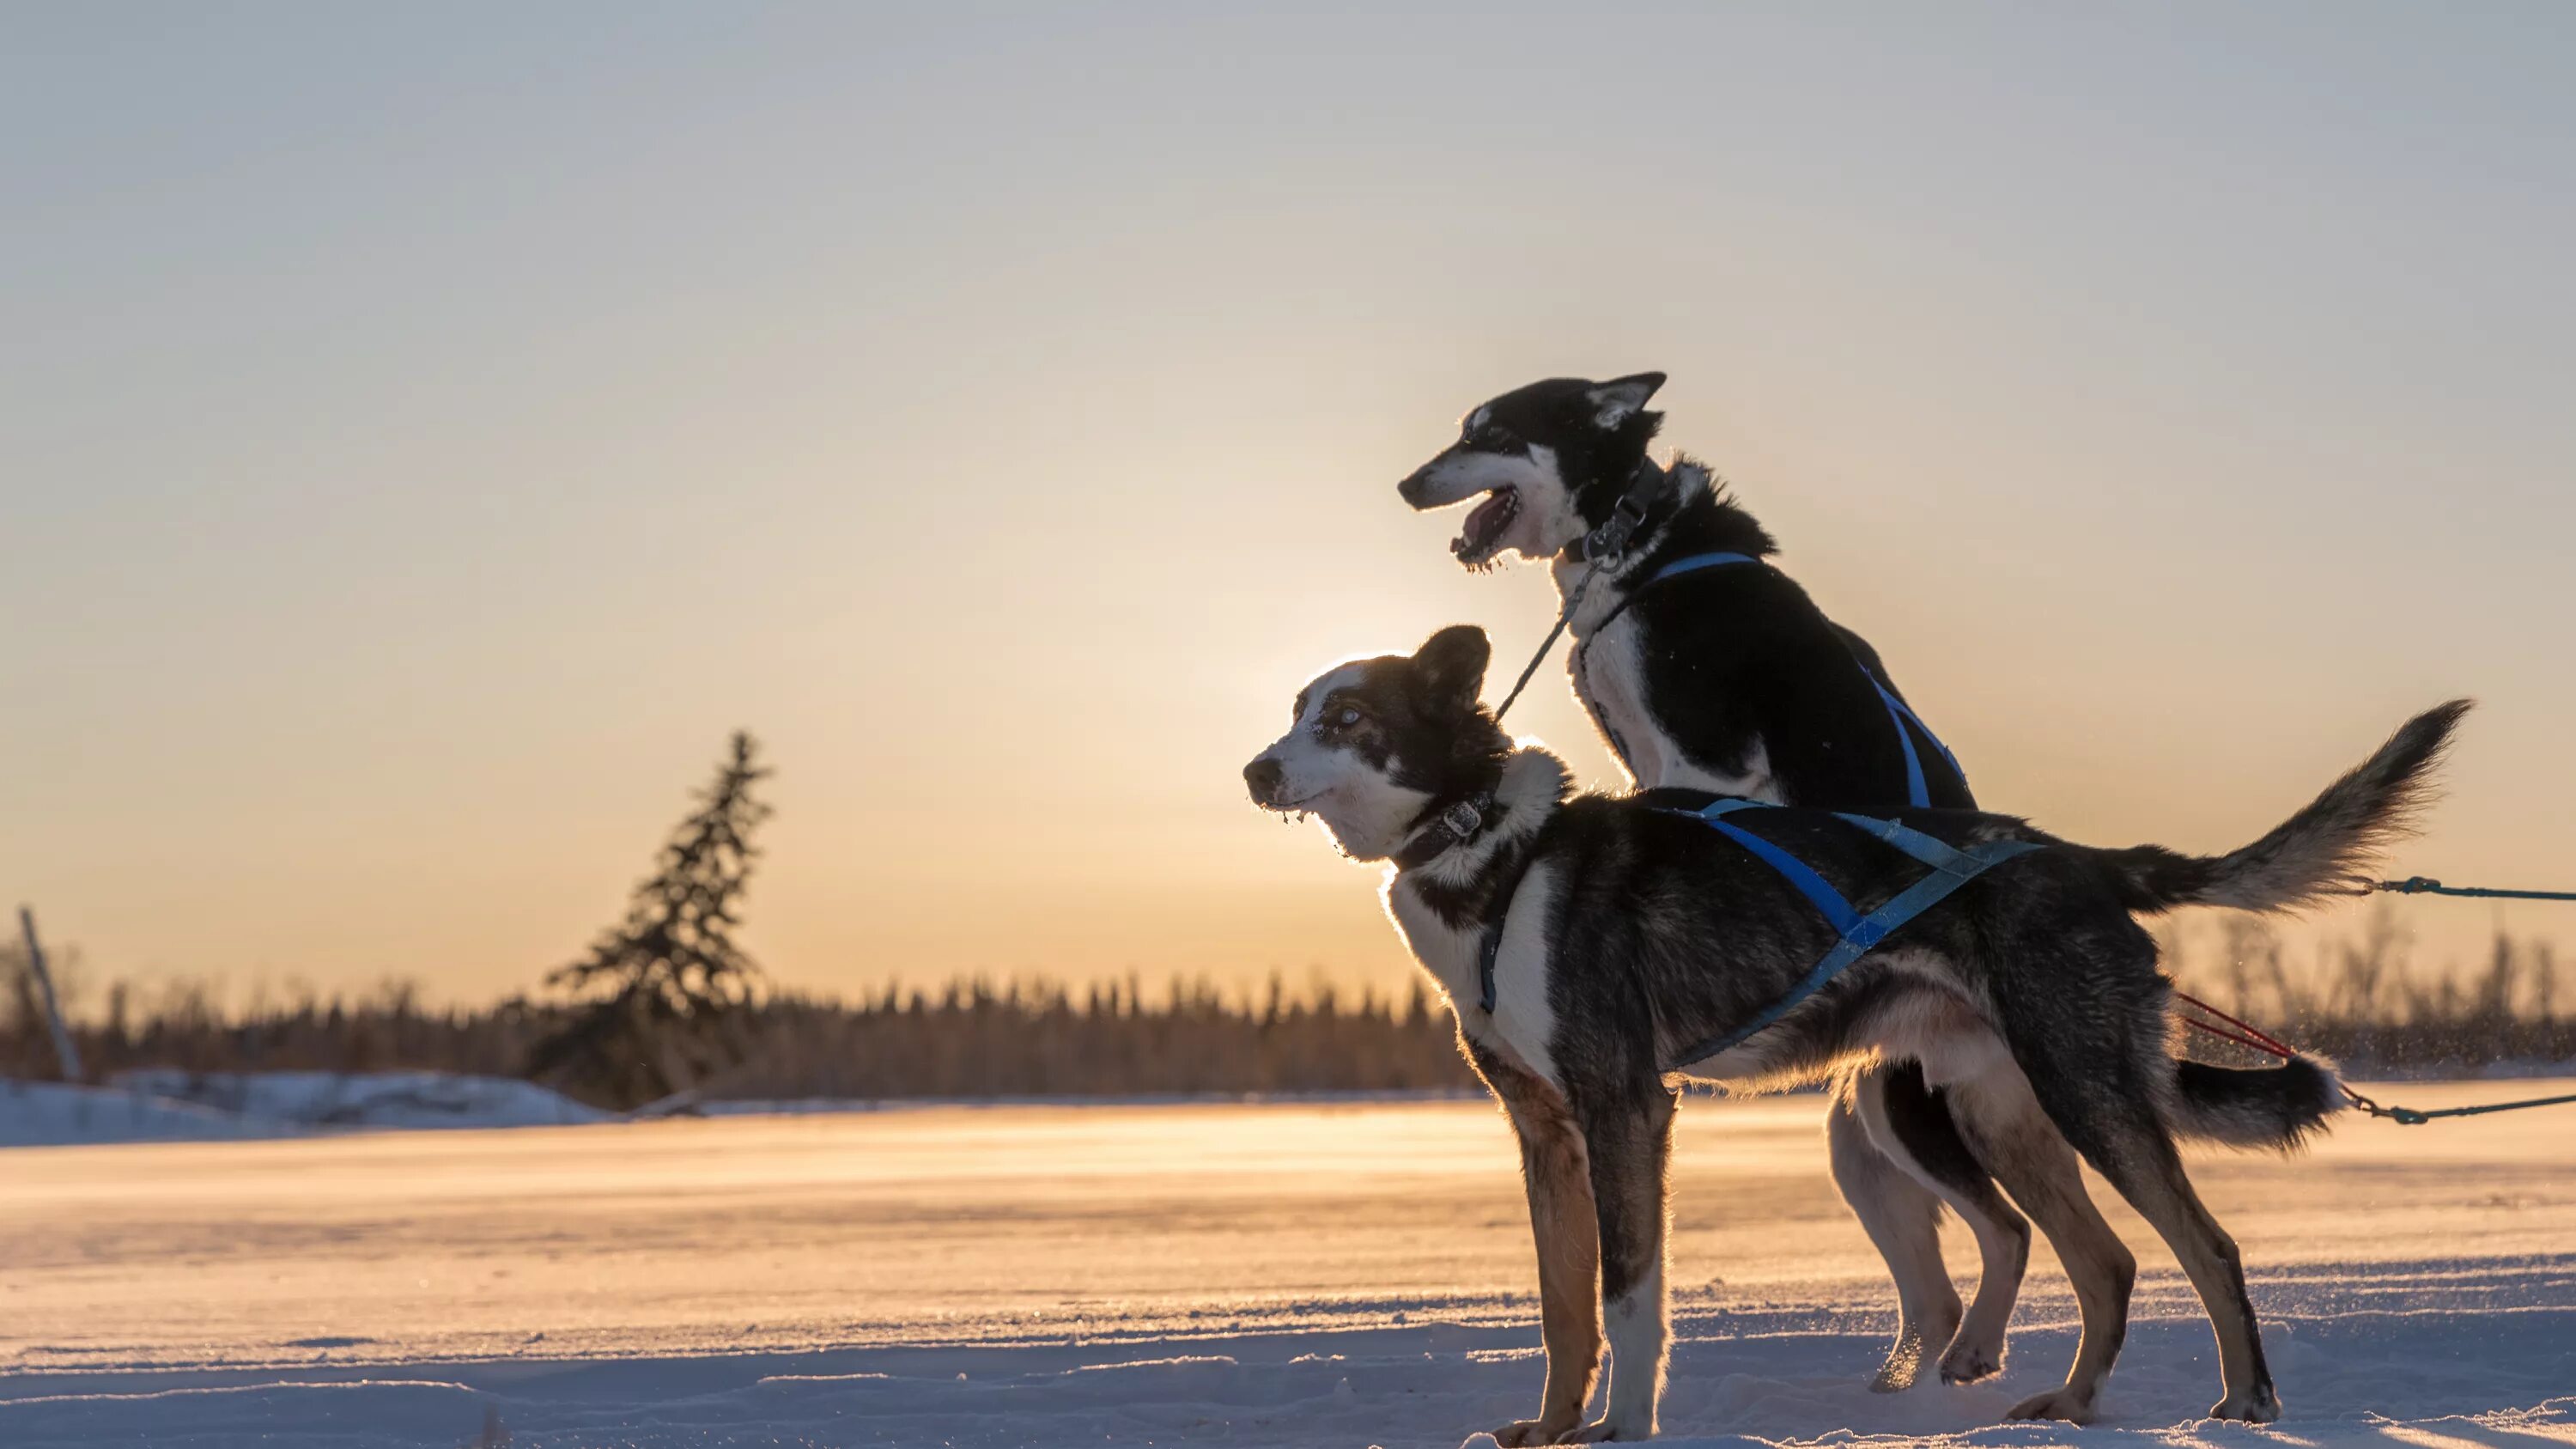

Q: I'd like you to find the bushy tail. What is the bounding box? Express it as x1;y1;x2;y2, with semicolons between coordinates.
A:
2100;701;2470;916
2166;1056;2347;1150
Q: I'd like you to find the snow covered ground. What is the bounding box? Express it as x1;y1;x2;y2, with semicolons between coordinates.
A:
113;1069;611;1130
0;1078;290;1148
0;1073;606;1147
1;1086;2569;1447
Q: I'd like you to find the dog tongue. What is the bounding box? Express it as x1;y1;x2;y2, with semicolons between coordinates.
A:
1461;491;1511;546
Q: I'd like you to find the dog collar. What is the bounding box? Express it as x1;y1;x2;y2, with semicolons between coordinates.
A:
1564;456;1674;566
1394;790;1497;870
1491;460;1670;728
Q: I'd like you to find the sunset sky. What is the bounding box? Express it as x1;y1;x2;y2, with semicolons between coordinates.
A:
7;3;2573;1006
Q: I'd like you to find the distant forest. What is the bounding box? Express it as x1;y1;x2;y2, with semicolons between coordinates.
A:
1;966;1474;1099
3;916;2568;1101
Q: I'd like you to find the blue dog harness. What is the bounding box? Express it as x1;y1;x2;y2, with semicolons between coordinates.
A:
1475;797;2038;1070
1577;551;1966;809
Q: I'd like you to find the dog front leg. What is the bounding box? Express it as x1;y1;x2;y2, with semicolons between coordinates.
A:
1494;1088;1601;1446
1573;1080;1678;1442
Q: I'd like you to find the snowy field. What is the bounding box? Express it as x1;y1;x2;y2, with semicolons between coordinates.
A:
1;1086;2569;1448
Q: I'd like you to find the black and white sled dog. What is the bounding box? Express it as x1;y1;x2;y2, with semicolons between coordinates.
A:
1400;372;2049;1399
1245;625;2465;1442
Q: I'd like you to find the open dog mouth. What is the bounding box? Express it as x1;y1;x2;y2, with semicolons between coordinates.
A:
1256;787;1328;816
1449;487;1520;567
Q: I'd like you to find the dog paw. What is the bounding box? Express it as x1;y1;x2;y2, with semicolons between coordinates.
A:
2210;1382;2281;1423
1937;1336;2004;1385
1868;1335;1929;1393
1491;1418;1576;1447
2003;1385;2098;1425
1564;1416;1652;1442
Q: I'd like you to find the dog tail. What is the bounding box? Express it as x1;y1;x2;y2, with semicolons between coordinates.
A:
2166;1055;2347;1150
2096;700;2470;916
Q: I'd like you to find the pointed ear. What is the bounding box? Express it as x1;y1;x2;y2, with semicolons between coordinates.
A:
1584;371;1667;429
1413;624;1491;711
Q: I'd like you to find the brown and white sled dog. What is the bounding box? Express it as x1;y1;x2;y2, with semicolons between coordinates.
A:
1244;625;2464;1442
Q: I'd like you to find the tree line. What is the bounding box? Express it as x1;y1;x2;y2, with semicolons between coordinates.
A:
4;928;2567;1105
7;733;2567;1107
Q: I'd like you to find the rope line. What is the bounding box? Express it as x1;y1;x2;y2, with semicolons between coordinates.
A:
2179;1016;2298;1058
2369;876;2576;903
2172;992;2304;1060
2339;1089;2576;1125
1491;574;1590;727
2171;990;2576;1127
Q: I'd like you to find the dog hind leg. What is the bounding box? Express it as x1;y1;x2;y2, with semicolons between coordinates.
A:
1999;975;2280;1423
1947;1062;2136;1424
1827;1069;1960;1391
2057;1095;2275;1420
1855;1062;2031;1386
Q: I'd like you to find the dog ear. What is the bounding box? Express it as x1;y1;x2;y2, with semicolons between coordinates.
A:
1413;624;1491;711
1585;372;1666;429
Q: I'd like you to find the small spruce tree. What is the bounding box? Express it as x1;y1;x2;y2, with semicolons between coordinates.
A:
530;731;773;1109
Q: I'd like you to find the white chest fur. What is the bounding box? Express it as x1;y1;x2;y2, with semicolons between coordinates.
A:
1375;752;1575;1091
1385;868;1564;1092
1385;875;1481;1008
1555;561;1779;800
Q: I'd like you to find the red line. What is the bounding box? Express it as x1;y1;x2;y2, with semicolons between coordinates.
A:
2172;991;2303;1059
2177;1014;2299;1059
